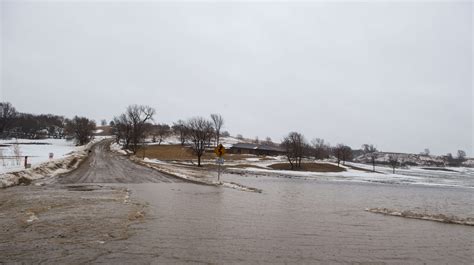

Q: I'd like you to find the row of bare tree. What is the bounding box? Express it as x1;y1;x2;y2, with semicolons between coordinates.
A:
281;132;381;170
1;102;96;145
111;105;156;154
111;105;225;166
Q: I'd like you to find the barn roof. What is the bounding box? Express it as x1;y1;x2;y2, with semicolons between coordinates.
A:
231;143;284;152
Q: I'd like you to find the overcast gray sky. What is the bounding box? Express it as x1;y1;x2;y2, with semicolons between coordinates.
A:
1;1;472;156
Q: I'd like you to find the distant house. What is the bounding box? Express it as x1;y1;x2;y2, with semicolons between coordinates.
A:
229;143;285;156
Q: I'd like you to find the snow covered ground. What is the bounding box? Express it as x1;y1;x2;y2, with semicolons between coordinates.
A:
150;152;474;189
0;138;79;174
228;159;474;189
0;136;112;176
133;152;473;190
0;138;104;188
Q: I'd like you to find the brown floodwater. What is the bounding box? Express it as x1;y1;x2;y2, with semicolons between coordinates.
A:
117;175;473;264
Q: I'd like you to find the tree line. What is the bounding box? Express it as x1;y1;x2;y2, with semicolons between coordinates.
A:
0;102;96;146
281;131;365;170
2;101;469;169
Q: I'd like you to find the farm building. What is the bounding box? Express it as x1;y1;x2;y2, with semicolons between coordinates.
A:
229;143;285;156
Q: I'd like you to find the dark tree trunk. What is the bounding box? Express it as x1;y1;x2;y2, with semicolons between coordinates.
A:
288;156;294;170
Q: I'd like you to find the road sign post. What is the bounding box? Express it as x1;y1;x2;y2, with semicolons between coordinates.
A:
214;144;226;182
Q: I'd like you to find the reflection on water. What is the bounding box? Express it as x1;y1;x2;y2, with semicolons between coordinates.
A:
126;177;473;264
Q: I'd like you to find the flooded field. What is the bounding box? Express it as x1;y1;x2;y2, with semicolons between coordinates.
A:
123;175;473;264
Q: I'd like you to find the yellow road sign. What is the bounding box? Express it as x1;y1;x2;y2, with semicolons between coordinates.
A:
214;144;226;157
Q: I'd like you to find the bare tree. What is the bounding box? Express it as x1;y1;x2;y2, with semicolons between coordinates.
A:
172;120;189;146
263;137;273;145
0;102;17;137
369;152;378;172
420;148;430;156
236;134;244;140
254;136;259;144
333;144;345;167
127;105;155;153
187;117;214;167
362;144;377;154
152;124;171;145
457;150;466;162
65;116;96;145
424;148;430;156
112;105;155;154
100;119;107;126
362;144;378;171
341;145;352;165
388;154;399;174
281;132;306;169
445;153;454;166
210;114;224;146
311;138;331;160
112;114;133;148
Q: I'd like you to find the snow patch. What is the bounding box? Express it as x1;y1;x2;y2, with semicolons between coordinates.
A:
26;211;39;223
366;208;474;226
220;181;262;193
110;142;128;155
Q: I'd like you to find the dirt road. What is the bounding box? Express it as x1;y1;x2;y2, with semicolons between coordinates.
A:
55;140;181;184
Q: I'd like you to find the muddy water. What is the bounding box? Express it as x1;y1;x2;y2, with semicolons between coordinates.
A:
121;177;473;264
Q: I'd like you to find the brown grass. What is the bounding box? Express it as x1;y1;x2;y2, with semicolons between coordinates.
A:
141;145;200;160
268;162;346;172
142;144;268;162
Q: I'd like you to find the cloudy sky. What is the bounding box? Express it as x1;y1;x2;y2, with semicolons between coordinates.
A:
1;1;472;156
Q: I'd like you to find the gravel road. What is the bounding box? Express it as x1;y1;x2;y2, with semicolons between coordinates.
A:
56;140;181;184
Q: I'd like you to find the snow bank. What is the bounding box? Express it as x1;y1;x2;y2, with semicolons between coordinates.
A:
131;157;217;185
221;181;262;193
366;208;474;226
134;157;262;192
110;142;128;155
0;140;98;188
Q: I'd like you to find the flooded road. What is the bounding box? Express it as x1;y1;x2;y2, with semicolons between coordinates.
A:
122;176;473;264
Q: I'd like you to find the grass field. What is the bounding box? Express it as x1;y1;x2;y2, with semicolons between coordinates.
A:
141;144;262;162
268;162;346;172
